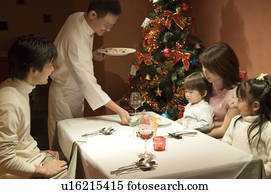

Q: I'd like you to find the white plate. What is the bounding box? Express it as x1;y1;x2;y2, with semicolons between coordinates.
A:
130;114;171;127
98;48;136;56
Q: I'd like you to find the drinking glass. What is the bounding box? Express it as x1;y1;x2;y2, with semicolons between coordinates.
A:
137;123;154;158
129;92;142;115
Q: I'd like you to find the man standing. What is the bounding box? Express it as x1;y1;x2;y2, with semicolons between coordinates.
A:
48;0;131;148
0;35;68;178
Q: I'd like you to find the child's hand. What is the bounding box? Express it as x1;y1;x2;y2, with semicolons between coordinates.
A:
176;118;183;124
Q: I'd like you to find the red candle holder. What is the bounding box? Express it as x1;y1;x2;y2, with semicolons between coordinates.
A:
153;136;166;151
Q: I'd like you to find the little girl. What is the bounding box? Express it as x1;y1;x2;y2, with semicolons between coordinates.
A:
176;72;214;132
222;74;271;178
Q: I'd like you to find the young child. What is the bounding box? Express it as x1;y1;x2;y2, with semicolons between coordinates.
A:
222;74;271;178
176;72;214;132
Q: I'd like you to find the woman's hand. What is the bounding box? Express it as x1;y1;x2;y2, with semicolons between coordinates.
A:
208;107;239;138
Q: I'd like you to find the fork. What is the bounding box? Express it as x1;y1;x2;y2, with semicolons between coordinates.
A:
81;127;106;137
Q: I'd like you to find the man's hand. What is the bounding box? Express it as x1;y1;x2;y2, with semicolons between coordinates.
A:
93;49;105;62
119;108;131;125
35;159;68;178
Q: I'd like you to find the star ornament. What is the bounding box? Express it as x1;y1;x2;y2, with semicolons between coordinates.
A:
256;73;268;80
156;87;162;96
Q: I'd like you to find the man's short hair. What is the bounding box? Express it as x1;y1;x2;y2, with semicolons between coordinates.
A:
8;35;57;80
87;0;121;18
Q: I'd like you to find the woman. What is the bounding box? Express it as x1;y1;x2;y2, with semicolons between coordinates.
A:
199;42;241;138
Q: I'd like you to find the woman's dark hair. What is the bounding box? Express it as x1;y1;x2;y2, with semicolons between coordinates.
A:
8;35;57;80
184;71;212;100
87;0;121;18
199;42;241;89
235;75;271;150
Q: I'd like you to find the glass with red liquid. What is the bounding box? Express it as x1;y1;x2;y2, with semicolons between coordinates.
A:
137;123;154;158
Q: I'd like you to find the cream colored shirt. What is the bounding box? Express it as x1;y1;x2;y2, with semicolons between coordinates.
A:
50;12;110;110
222;115;271;178
182;100;214;132
0;78;46;178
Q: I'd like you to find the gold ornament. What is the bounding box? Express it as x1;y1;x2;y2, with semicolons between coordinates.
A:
155;87;162;96
176;7;182;14
195;43;201;49
145;74;151;80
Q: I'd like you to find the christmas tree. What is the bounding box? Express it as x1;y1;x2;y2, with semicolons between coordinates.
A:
121;0;203;120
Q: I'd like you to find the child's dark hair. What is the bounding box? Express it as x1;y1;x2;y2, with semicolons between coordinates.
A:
87;0;121;18
235;75;271;150
199;42;241;89
184;72;212;100
8;35;57;80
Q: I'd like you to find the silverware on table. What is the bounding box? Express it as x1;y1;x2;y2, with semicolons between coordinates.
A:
81;127;114;137
110;158;157;175
168;131;197;139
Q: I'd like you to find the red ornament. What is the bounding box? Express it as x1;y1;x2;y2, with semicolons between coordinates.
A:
181;2;189;12
163;48;171;58
177;104;185;119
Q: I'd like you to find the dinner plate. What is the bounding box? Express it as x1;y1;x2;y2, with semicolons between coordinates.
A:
98;48;136;56
129;114;171;127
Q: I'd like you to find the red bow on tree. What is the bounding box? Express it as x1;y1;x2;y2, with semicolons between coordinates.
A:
136;52;153;66
164;10;185;30
175;51;191;70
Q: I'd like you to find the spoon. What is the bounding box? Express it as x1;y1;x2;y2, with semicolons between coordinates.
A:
81;127;114;137
168;131;197;139
110;158;157;175
117;157;150;170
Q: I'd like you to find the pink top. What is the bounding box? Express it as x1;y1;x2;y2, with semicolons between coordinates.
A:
209;79;238;129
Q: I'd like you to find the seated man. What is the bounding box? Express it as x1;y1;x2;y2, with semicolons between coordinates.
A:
0;35;68;178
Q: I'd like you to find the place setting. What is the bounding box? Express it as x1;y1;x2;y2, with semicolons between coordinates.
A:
80;126;116;138
167;124;198;139
110;115;168;176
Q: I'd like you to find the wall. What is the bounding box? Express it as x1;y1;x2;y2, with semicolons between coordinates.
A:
0;0;74;81
192;0;271;78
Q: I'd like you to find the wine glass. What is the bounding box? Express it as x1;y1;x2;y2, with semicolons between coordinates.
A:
137;122;154;159
129;92;142;115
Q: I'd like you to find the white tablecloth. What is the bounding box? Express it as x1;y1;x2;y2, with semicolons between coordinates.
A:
57;112;254;178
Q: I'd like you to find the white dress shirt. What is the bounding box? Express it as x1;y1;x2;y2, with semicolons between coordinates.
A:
48;12;111;147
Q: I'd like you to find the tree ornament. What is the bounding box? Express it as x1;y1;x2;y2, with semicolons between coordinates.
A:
177;104;185;119
161;113;170;119
195;43;201;49
145;74;151;80
190;58;199;67
176;7;182;14
181;2;190;12
163;48;171;58
155;87;162;96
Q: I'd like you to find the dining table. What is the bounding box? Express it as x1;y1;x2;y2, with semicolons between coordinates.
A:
56;112;265;179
